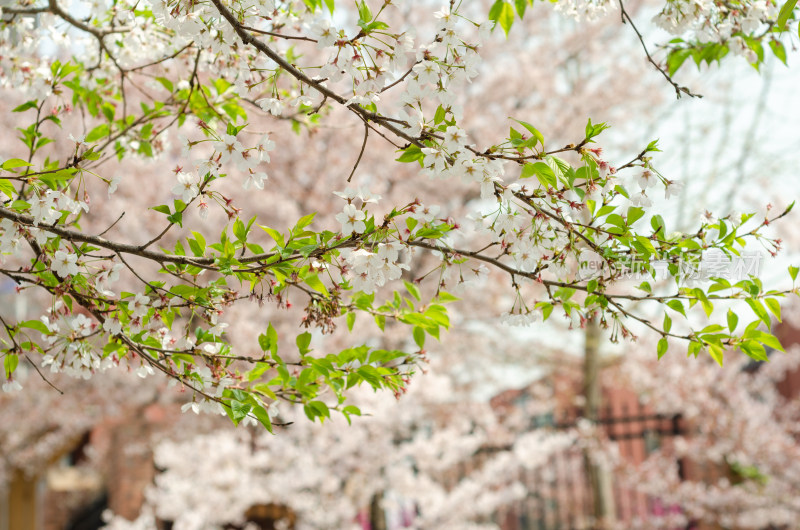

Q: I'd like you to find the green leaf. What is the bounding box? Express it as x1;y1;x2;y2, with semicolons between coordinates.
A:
343;405;361;416
745;329;785;352
584;118;610;140
0;179;16;199
606;214;626;230
357;0;371;22
667;48;692;76
248;362;271;382
514;0;529;18
12;101;38;113
191;231;206;252
657;337;668;359
651;215;666;235
304;273;329;295
740;340;769;362
296;332;312;354
346;312;356;331
250;403;273;433
663;313;672;333
691;288;713;317
85;123;110;142
3;354;19;378
769;39;788;65
667;300;686;317
529;162;557;188
708;343;724;366
627;207;645;226
155;76;174;92
295;213;316;230
488;0;504;24
511;119;544;147
404;281;421;301
777;0;797;31
230;400;252;422
433;105;446;124
19;320;51;334
489;0;516;36
746;299;772;329
260;225;285;248
434;291;459;304
233;218;247;242
2;159;33;170
413;326;425;349
727;309;738;332
790;265;799;282
258;324;279;356
396;145;424;163
765;298;782;322
253;383;277;401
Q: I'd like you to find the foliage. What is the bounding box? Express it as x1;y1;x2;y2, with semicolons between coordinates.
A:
0;0;797;430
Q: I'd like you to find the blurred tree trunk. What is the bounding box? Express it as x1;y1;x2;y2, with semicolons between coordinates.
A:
583;318;616;528
8;470;38;530
370;491;386;530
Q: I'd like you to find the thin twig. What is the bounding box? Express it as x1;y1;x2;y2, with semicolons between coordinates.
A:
618;0;702;99
242;25;317;42
347;119;370;183
96;211;125;237
24;354;64;394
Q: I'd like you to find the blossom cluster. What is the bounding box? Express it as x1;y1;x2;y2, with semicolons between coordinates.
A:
0;0;791;445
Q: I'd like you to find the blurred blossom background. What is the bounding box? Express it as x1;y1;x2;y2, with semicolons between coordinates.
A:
2;0;800;529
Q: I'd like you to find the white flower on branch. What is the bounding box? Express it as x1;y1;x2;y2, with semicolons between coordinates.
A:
500;310;541;327
29;189;61;226
255;134;276;163
257;97;283;116
630;189;653;208
443;126;468;152
637;169;657;189
357;188;381;204
108;174;122;196
181;401;201;414
52;250;79;277
136;363;155;378
400;80;432;107
102;317;122;335
334;187;381;204
128;293;150;319
422;147;447;174
414;204;440;224
243;171;268;190
172;171;200;203
68;133;88;147
664;179;684;199
308;18;337;49
2;379;22;393
397;106;425;137
216;134;245;165
335;204;366;236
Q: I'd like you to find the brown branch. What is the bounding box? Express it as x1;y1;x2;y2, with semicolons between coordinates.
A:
24;354;64;394
242;25;317;42
618;0;702;99
347;119;370;183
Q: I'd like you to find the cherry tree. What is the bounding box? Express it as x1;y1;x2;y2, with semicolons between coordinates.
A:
0;1;794;527
0;0;798;436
